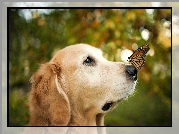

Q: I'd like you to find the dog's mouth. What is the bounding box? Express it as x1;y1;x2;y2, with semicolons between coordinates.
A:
102;102;113;111
102;98;124;111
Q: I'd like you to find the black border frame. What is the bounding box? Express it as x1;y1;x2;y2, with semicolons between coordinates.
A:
7;6;172;127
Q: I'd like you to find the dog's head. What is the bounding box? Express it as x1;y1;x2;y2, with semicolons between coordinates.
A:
29;43;137;126
51;44;137;114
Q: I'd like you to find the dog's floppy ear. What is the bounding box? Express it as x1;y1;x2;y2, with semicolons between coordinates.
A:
49;62;71;126
28;62;70;126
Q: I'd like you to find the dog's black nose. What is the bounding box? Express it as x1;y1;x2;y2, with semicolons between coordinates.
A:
125;65;138;81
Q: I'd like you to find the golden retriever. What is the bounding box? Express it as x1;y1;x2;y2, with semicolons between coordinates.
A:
25;44;137;134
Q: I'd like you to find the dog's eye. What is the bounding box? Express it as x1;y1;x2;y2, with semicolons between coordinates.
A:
83;56;95;66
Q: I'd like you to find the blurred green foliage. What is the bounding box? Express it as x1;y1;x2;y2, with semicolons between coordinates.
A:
9;8;171;126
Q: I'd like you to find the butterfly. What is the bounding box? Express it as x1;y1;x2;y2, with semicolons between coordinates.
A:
127;44;150;70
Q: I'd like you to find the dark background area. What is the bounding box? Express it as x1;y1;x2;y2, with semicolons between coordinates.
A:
8;8;171;126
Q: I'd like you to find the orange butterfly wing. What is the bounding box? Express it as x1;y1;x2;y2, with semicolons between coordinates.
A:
128;44;150;70
140;44;150;55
